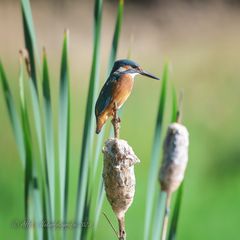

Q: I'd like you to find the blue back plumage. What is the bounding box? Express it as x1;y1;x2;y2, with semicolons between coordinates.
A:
95;74;118;116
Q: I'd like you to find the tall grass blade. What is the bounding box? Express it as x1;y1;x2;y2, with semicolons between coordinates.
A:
19;59;34;240
167;86;183;240
74;0;102;239
92;181;104;235
19;57;44;240
152;191;168;240
22;120;34;240
144;64;169;240
41;155;53;240
21;0;44;166
0;61;25;167
28;74;44;161
42;49;55;220
92;1;124;233
80;183;91;239
42;179;48;240
41;48;54;240
21;0;39;87
171;85;177;123
168;184;184;240
107;0;124;72
21;3;57;239
58;31;70;239
32;175;43;240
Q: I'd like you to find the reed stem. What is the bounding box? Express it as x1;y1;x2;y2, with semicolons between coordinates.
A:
161;192;171;240
118;215;126;240
112;102;120;138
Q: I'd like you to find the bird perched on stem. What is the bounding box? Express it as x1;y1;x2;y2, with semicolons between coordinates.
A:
95;59;160;137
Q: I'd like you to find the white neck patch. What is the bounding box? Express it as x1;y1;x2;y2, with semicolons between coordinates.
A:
129;73;139;78
115;67;139;79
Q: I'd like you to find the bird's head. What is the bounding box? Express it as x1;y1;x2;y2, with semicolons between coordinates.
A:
111;59;160;80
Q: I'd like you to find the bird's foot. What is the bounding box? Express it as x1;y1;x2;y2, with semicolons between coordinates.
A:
117;117;121;123
111;116;121;125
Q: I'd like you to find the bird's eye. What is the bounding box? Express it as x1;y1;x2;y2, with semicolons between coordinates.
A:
134;66;140;70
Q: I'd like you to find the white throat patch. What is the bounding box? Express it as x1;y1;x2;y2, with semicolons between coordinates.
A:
129;73;139;78
116;67;139;79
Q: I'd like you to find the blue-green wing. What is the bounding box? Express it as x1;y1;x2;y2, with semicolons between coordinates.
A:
95;76;117;116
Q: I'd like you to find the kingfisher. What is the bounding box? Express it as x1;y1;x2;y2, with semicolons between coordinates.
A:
95;59;160;134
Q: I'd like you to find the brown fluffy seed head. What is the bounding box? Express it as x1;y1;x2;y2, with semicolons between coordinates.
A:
102;138;140;219
159;123;189;194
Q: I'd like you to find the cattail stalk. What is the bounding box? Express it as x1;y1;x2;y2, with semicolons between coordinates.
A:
161;193;171;240
102;138;140;240
111;103;121;139
159;122;189;240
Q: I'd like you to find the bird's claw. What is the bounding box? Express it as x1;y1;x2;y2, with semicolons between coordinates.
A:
111;117;121;124
117;117;121;123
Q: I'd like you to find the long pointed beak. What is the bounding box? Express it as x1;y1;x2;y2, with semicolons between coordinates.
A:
139;69;160;80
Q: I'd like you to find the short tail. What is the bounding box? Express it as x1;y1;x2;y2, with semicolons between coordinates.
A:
96;126;101;134
96;118;104;134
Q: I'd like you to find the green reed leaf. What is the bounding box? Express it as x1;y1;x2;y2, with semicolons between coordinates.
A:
74;0;102;239
42;49;55;221
168;183;184;240
92;181;104;238
32;175;43;240
0;61;25;167
107;0;124;73
20;56;44;240
58;31;70;240
21;3;46;237
152;191;168;240
19;58;34;240
171;85;177;123
21;0;39;88
144;64;169;240
41;179;48;240
42;49;55;239
167;87;183;240
21;0;44;170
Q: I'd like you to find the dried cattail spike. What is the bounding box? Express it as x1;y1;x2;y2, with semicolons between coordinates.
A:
19;49;31;76
102;138;140;239
159;123;189;194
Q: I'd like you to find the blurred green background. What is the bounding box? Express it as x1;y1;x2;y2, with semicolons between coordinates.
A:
1;0;240;239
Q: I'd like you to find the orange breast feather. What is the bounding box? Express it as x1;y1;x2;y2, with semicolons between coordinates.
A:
96;74;134;133
113;74;134;109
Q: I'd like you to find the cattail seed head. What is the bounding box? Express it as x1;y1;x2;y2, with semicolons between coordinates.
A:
159;123;189;193
102;138;140;220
